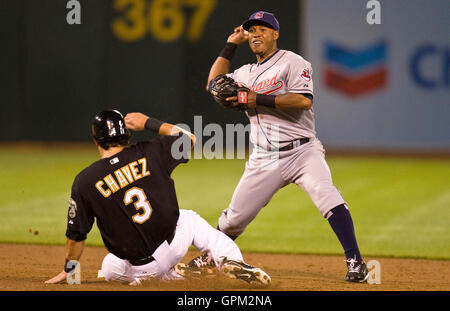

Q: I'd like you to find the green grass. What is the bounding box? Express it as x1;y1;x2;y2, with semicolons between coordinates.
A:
1;146;449;260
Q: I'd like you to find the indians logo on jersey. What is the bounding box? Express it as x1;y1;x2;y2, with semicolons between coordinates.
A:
301;68;312;82
324;40;388;97
252;73;284;94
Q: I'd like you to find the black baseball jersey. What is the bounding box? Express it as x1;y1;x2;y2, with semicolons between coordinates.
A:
66;134;189;261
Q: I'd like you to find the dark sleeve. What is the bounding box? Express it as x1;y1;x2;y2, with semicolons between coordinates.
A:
153;133;191;175
65;176;95;241
301;93;313;103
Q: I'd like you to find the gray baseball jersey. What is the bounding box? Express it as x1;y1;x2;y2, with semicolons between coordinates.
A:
218;49;346;237
229;49;315;150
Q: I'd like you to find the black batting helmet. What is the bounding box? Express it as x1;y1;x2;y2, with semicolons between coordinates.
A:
92;110;131;149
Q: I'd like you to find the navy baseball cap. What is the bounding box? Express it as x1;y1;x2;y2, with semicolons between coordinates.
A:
242;11;279;31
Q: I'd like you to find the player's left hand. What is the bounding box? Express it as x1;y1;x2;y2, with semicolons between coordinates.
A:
225;90;257;109
44;270;68;284
125;112;149;131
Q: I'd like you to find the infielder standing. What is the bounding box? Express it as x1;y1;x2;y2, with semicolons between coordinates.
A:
179;11;368;282
45;110;270;286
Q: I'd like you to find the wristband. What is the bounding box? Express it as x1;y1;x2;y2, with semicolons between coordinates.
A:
256;94;276;108
219;43;238;61
144;117;164;133
64;258;77;273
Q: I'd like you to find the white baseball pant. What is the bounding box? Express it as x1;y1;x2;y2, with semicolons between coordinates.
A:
218;138;346;237
100;209;244;284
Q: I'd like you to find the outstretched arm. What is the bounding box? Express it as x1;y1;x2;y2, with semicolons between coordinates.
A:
44;238;85;284
226;91;312;110
124;112;196;145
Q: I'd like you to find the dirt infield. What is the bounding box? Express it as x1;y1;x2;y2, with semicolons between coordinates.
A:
0;243;449;291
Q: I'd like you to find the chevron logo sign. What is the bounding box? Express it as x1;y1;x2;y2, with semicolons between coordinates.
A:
324;40;388;97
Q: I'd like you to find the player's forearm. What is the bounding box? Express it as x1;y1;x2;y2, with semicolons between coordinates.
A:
125;113;196;144
65;238;85;261
207;57;232;89
158;122;196;145
146;118;196;145
245;92;312;110
206;41;239;89
273;93;312;110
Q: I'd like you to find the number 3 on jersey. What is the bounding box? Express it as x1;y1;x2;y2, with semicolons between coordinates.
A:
123;187;153;224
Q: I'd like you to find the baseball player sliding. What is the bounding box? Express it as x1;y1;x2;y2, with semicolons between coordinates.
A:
45;110;270;286
178;11;369;283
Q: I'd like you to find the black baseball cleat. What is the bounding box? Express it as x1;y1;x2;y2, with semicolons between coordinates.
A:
345;257;369;283
221;258;271;286
175;253;217;278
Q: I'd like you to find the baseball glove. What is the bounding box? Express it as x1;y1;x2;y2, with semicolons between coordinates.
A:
207;74;250;111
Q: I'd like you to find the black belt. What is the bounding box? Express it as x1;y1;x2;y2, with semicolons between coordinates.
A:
129;229;176;266
278;138;310;151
